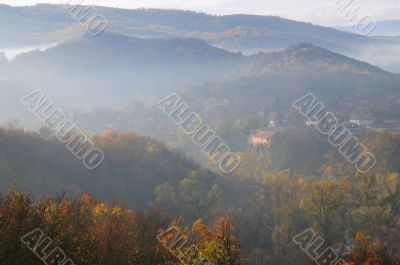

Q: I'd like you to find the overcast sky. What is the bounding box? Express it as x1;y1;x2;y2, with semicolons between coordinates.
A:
1;0;400;26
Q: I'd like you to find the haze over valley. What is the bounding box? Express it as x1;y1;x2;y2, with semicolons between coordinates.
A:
1;2;400;265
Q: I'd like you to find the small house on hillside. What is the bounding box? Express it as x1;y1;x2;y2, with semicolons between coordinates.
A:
348;114;374;127
248;129;277;147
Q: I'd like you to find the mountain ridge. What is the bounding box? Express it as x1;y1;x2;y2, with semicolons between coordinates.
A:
2;3;399;72
8;32;399;83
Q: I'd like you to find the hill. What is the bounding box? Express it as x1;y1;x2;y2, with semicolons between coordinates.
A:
1;4;399;72
247;43;390;74
180;43;400;127
0;128;210;208
13;32;239;66
0;4;365;49
0;32;240;114
183;44;400;110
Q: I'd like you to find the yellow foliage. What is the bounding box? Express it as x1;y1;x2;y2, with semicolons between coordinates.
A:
93;203;109;217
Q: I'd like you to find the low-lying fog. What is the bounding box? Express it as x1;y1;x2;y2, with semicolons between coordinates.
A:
0;43;58;61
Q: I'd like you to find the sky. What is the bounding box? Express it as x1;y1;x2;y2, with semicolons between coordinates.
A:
1;0;400;26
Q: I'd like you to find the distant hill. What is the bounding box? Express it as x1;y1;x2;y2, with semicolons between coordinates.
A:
180;43;400;123
1;4;399;72
2;33;240;111
0;4;364;49
13;32;239;67
0;4;73;46
248;43;389;75
0;4;370;53
2;31;400;126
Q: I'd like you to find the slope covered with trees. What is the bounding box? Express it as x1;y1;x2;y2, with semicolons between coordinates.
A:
0;127;217;209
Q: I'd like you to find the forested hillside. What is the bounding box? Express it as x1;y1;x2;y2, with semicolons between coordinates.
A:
1;125;400;264
0;128;215;209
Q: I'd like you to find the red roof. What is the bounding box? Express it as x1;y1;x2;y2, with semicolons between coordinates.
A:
252;130;276;139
